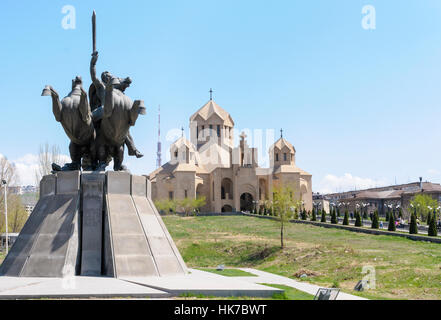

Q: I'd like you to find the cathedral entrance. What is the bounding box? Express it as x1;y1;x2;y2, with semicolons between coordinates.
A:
240;193;254;212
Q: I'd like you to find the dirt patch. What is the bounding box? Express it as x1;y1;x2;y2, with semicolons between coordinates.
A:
246;246;281;262
293;247;326;262
218;234;276;243
191;231;277;244
293;269;321;278
290;242;318;250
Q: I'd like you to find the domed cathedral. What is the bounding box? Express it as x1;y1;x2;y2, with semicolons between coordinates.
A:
148;95;313;213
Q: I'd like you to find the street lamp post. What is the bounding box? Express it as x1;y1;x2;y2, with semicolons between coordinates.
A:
356;203;361;223
330;202;336;215
396;204;401;220
313;201;320;214
253;200;258;214
1;180;8;255
428;206;433;224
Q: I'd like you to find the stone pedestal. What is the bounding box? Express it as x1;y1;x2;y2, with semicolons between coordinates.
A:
0;171;187;278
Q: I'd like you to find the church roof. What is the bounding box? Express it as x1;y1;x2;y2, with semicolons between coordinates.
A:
173;163;199;173
273;165;311;176
148;162;178;180
270;137;296;153
171;136;196;151
190;100;234;127
355;190;402;200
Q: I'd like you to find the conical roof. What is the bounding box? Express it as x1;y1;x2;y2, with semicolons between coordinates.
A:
171;136;196;151
190;100;234;127
270;137;295;153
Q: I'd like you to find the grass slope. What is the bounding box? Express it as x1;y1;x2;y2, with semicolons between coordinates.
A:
163;215;441;300
261;284;314;300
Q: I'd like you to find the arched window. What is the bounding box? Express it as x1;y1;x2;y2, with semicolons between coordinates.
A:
221;178;233;200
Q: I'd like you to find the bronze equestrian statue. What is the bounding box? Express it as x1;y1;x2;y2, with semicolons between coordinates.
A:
90;51;145;171
41;11;146;172
89;51;144;166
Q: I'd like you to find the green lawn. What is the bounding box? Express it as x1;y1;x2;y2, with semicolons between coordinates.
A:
198;268;257;277
163;215;441;300
261;284;315;300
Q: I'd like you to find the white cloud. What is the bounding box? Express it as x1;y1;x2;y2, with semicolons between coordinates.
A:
316;173;388;194
15;154;38;165
427;169;440;175
11;153;70;186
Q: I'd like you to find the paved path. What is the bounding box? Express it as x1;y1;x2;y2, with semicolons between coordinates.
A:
0;276;169;299
0;271;281;299
234;268;367;300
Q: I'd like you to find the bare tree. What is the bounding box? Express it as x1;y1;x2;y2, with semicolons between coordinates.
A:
35;143;60;186
0;155;18;206
0;156;18;233
0;156;17;187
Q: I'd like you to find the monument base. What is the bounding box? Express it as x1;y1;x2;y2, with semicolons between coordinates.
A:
0;171;187;278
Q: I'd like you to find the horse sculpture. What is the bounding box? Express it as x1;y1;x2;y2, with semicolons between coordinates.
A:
95;79;145;171
41;11;146;172
42;76;96;171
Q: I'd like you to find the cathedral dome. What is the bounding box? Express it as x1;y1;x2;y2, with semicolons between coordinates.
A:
269;136;296;167
190;100;234;127
171;136;196;151
169;136;199;165
269;137;296;153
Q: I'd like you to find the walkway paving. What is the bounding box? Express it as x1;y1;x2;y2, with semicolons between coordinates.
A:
234;268;367;300
0;276;169;299
0;270;281;299
0;269;366;299
123;268;280;297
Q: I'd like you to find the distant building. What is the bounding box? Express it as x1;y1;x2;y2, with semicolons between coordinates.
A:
20;185;38;194
313;193;330;213
6;185;38;195
7;186;21;195
324;179;441;217
25;205;34;216
0;233;19;249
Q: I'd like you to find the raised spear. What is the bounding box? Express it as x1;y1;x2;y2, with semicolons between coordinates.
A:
92;10;96;53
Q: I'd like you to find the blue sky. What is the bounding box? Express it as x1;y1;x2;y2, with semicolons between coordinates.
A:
0;0;441;192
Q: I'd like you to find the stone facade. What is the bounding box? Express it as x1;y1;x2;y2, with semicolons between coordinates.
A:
148;99;313;213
